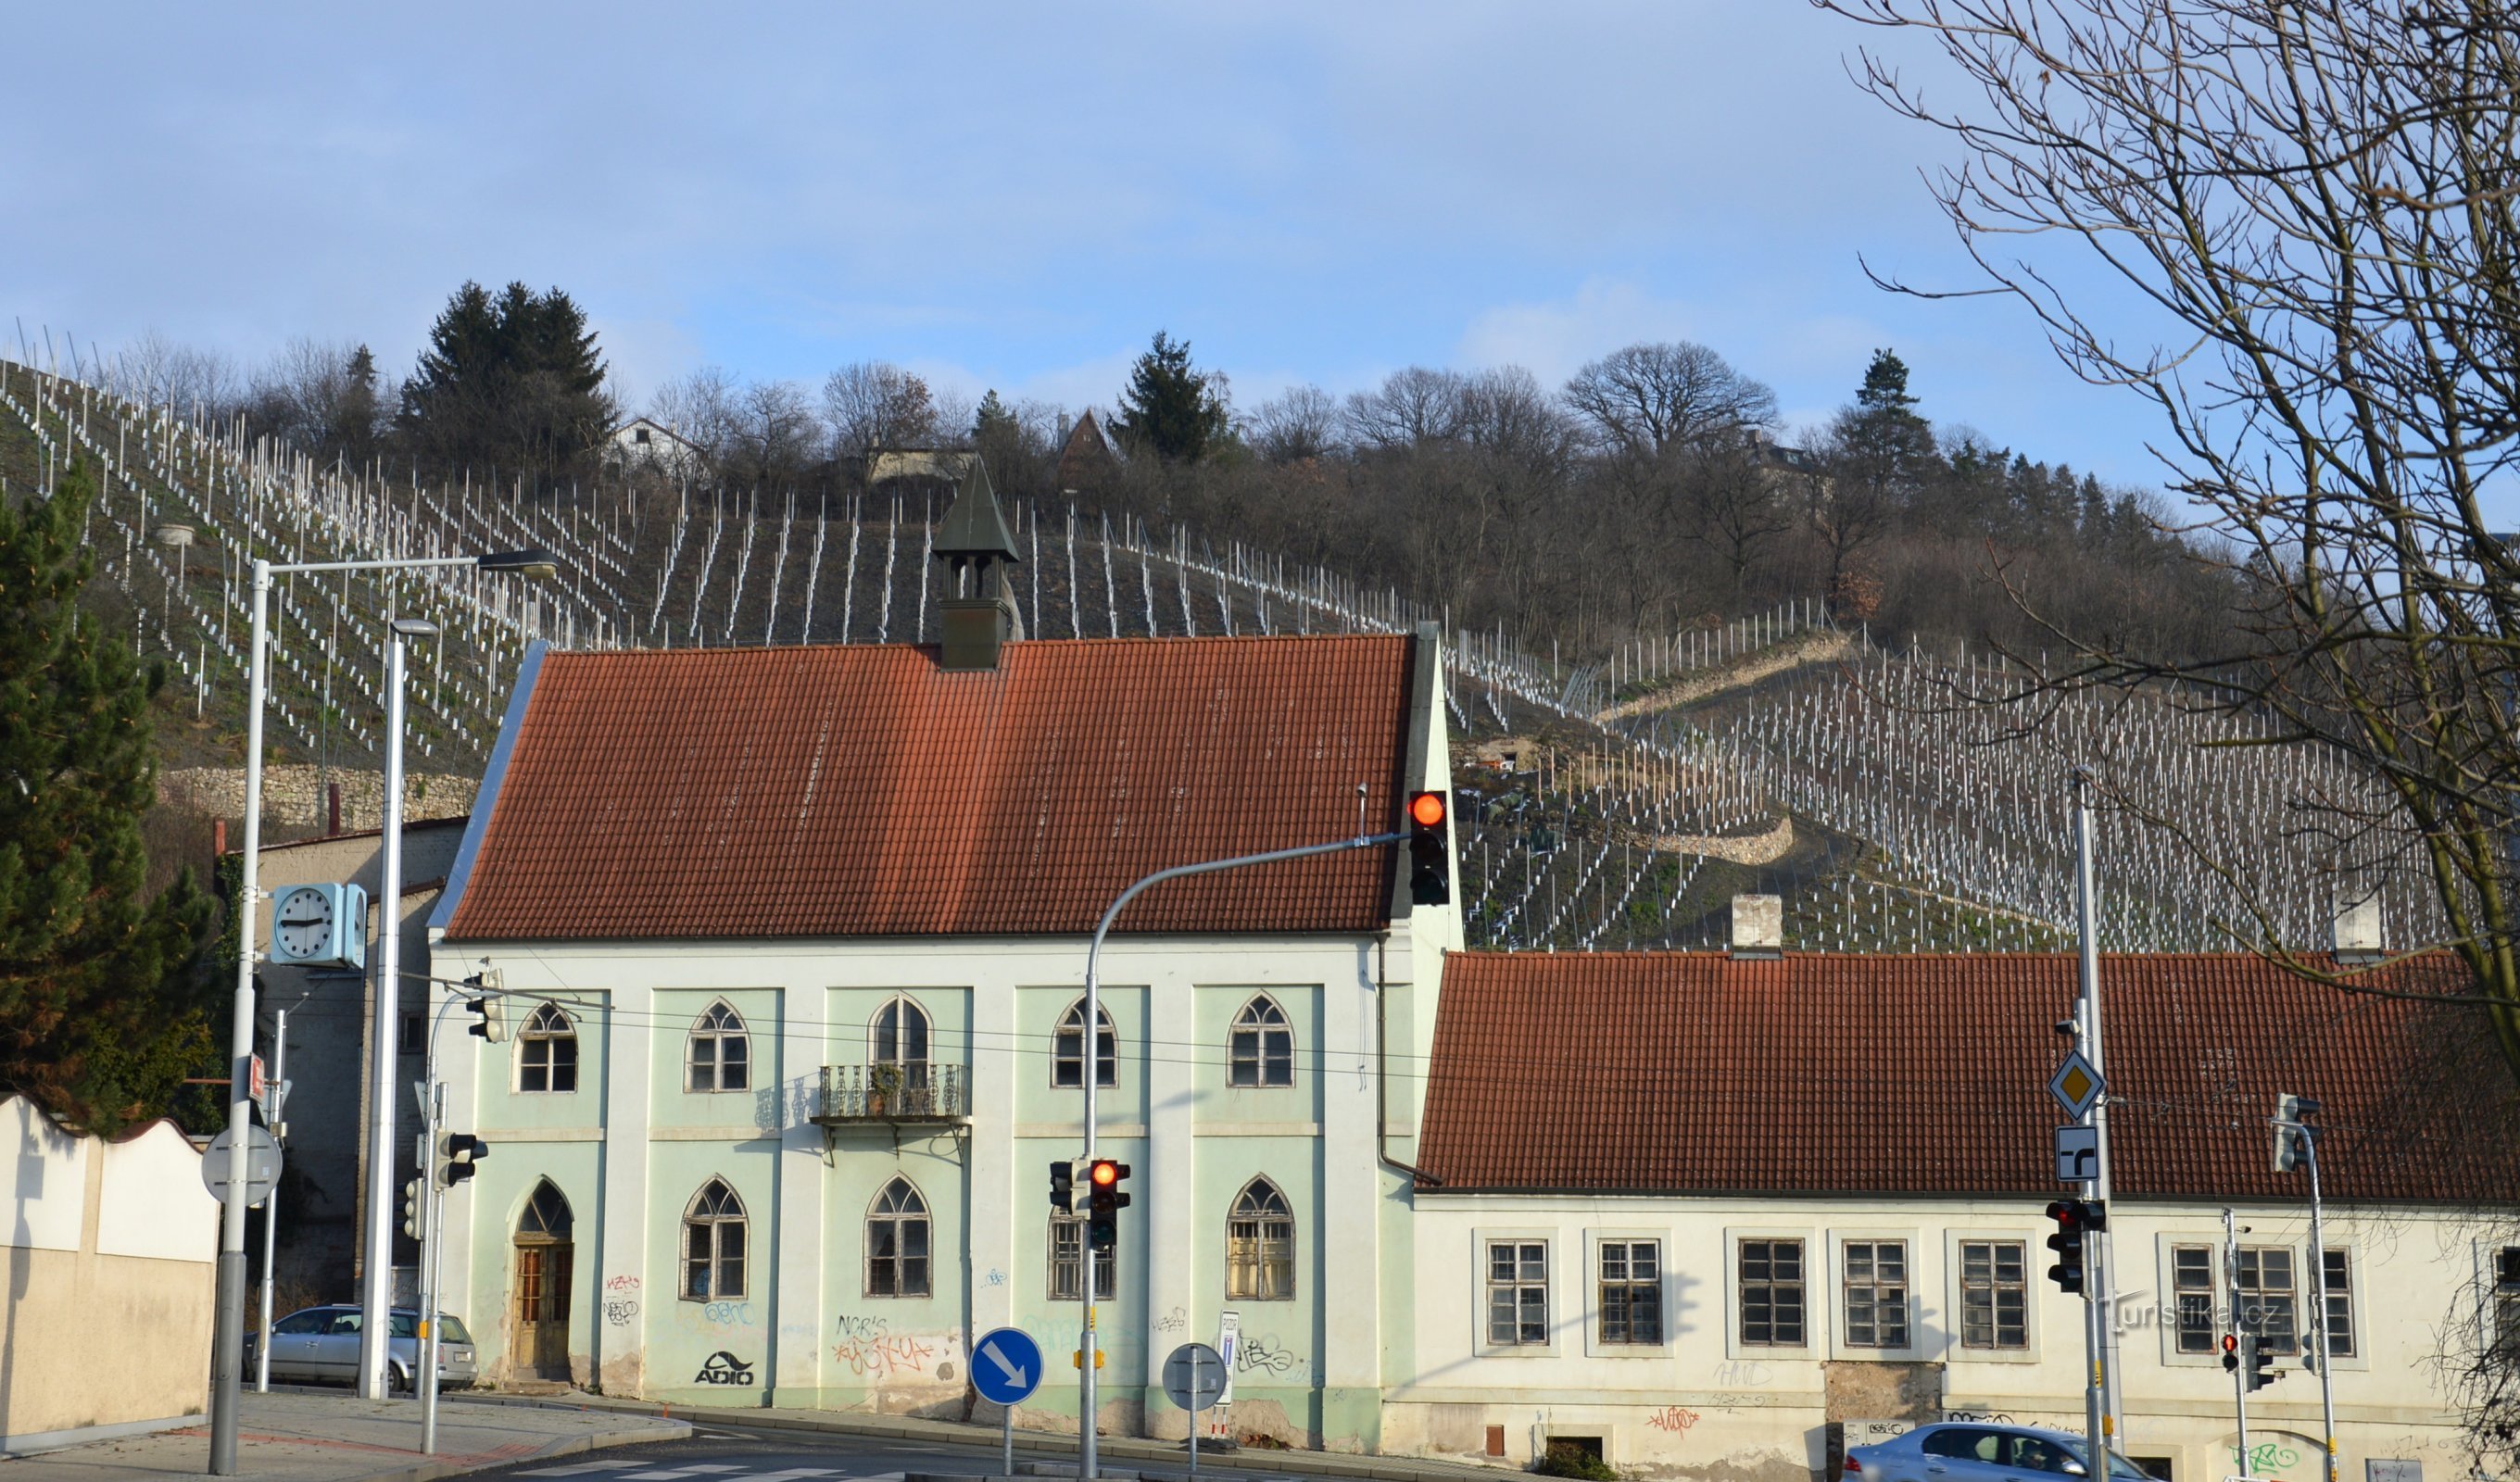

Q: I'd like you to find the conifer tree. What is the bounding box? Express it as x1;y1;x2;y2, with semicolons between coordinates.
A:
1111;331;1230;463
0;460;218;1132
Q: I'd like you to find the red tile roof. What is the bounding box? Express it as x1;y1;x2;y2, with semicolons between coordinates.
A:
442;635;1418;941
1418;950;2514;1204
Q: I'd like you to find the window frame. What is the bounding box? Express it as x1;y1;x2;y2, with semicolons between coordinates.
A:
2496;1246;2520;1357
1226;1177;1297;1301
1226;995;1296;1088
1477;1231;1554;1355
2172;1242;2219;1354
1052;998;1118;1089
1047;1214;1117;1301
1956;1237;2029;1353
1726;1227;1815;1358
680;1179;747;1301
515;1004;579;1095
2236;1244;2300;1356
865;1176;932;1300
1589;1233;1668;1353
1837;1236;1915;1353
685;999;750;1094
872;994;934;1089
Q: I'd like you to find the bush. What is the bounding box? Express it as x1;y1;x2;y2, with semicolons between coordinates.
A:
1531;1446;1620;1481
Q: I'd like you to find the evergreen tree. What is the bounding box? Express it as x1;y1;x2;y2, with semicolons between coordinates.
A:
0;460;218;1133
337;344;383;467
399;281;613;481
1111;331;1230;462
973;389;1016;443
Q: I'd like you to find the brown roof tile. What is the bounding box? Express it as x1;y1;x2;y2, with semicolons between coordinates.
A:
1418;950;2514;1204
443;635;1418;941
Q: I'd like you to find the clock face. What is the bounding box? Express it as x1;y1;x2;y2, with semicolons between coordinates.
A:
274;886;333;961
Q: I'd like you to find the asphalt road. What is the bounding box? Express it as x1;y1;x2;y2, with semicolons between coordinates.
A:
461;1416;1259;1482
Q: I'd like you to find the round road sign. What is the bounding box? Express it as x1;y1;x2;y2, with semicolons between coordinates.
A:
1164;1342;1228;1413
971;1325;1043;1406
201;1125;283;1208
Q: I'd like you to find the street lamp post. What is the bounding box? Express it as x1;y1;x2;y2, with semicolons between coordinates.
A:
354;616;440;1399
1075;826;1410;1482
205;546;555;1476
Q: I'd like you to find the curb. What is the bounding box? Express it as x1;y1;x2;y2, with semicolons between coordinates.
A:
342;1415;690;1482
442;1394;1501;1482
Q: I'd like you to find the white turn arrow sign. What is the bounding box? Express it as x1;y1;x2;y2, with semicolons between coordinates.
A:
982;1338;1027;1388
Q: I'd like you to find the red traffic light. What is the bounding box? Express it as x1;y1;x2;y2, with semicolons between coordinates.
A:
1090;1159;1120;1187
1408;791;1446;828
2222;1333;2238;1353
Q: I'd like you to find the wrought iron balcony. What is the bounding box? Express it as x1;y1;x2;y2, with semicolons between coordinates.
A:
813;1062;967;1124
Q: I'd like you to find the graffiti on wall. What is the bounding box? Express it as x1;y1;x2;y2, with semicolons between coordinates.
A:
695;1351;756;1387
832;1312;944;1379
1644;1407;1700;1436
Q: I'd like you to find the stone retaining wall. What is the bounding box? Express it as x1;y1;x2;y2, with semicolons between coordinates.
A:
158;765;476;831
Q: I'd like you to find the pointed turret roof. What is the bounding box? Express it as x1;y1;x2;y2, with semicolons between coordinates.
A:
934;457;1019;564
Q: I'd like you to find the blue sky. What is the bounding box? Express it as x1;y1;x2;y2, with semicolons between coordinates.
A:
7;3;2178;484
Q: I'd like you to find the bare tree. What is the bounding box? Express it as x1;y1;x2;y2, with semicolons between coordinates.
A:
649;366;746;471
1563;341;1778;456
1250;384;1342;464
1816;0;2520;1099
821;361;939;460
109;331;245;422
1343;367;1469;451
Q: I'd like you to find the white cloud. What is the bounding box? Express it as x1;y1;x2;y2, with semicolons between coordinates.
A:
1455;280;1720;385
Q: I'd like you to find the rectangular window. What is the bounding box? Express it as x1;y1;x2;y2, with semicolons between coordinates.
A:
2237;1246;2299;1355
2497;1248;2520;1354
2173;1245;2218;1353
1486;1241;1548;1346
2319;1249;2355;1358
1738;1237;1806;1347
1047;1217;1116;1301
1597;1241;1662;1345
1959;1240;2027;1350
1843;1239;1910;1349
867;1214;930;1298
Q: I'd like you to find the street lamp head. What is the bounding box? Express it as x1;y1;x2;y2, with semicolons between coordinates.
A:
388;617;441;640
151;523;195;548
476;547;561;579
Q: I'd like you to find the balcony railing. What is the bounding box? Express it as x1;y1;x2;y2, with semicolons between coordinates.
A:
813;1062;967;1124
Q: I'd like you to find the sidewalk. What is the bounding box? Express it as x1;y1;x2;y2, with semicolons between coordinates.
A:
466;1393;1506;1482
2;1392;688;1482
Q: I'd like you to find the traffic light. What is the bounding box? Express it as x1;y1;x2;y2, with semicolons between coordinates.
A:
2221;1332;2239;1372
400;1178;424;1239
2273;1091;2319;1173
1050;1159;1083;1214
1406;791;1450;907
1086;1158;1130;1251
2245;1332;2280;1391
2045;1198;2104;1292
439;1132;490;1187
465;971;507;1042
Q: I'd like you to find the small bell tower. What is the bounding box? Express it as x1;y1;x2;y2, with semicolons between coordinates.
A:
933;457;1025;670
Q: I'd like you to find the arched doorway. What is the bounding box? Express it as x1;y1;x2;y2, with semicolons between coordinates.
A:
510;1180;574;1382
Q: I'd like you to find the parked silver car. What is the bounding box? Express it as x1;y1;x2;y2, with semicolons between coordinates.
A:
245;1305;478;1391
1846;1422;2151;1481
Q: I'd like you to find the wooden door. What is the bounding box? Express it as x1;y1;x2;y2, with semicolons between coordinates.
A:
510;1240;573;1379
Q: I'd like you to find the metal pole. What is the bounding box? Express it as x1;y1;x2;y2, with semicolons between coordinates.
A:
256;1008;289;1393
358;626;410;1397
2302;1131;2338;1482
208;559;271;1475
1002;1405;1014;1480
1077;829;1408;1482
2224;1209;2249;1470
2070;772;2117;1457
421;1080;446;1454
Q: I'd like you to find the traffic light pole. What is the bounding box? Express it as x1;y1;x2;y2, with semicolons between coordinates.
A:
2070;772;2122;1455
256;1007;291;1394
2297;1122;2338;1482
2224;1210;2249;1470
420;1079;446;1454
1077;829;1408;1481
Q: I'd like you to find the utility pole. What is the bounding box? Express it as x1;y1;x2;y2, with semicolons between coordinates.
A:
254;1008;293;1393
2069;770;2122;1450
2276;1097;2339;1482
1075;820;1426;1481
2224;1210;2249;1468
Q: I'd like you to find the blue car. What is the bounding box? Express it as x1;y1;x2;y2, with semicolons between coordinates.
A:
1846;1422;2151;1481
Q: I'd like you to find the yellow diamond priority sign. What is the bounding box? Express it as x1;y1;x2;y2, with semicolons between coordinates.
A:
2048;1050;2104;1120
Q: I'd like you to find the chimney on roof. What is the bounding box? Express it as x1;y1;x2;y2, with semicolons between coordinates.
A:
1729;893;1783;959
2333;892;2383;965
932;457;1025;671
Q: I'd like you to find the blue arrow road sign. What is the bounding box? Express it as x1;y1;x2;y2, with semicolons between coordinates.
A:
972;1326;1043;1406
